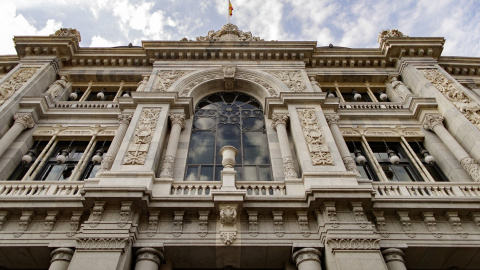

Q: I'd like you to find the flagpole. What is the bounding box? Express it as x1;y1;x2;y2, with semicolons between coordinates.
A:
228;0;230;24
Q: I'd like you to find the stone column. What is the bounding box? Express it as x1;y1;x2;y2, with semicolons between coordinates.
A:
98;113;132;172
382;248;407;270
49;248;74;270
325;114;361;177
134;248;164;270
423;114;480;181
160;113;186;178
271;114;298;178
0;113;35;158
292;248;322;270
390;76;412;102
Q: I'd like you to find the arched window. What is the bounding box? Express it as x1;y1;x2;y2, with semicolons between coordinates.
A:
186;92;272;181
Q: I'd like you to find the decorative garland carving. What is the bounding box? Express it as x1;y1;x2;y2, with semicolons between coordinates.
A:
123;108;161;165
421;69;480;131
67;211;83;237
397;211;415;238
297;109;333;165
326;238;381;251
118;201;132;228
198;210;209;237
272;211;284;237
179;73;223;97
268;71;306;92
173;211;184;237
247;211;259;237
446;212;467;238
89;201;105;228
372;211;389;238
147;210;160;237
421;212;441;238
14;211;33;238
236;73;278;97
0;211;9;231
76;238;129;250
0;68;38;105
297;211;310;237
40;211;59;237
153;70;192;92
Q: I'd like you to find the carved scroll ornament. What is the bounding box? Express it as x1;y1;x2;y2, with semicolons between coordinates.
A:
0;68;38;105
269;71;306;92
123;108;161;165
297;109;333;165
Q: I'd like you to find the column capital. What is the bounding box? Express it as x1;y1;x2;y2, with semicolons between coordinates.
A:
118;113;133;125
325;114;340;126
271;114;288;129
13;113;35;129
135;248;164;266
169;113;186;129
382;248;405;264
292;248;321;267
50;248;74;263
422;114;444;131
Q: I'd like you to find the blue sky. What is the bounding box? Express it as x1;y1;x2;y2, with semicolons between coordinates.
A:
1;0;479;57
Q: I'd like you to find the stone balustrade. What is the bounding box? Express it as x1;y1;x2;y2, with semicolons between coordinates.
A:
238;182;286;196
339;103;403;109
169;181;286;196
0;181;83;196
53;101;119;109
170;183;221;195
374;182;480;197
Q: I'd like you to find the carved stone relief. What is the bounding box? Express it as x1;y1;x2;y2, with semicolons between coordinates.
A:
446;212;467;238
179;73;223;97
136;76;149;92
247;211;259;237
272;211;284;237
326;238;381;251
40;211;59;237
377;29;408;43
118;201;132;228
51;28;82;41
0;68;38;105
236;73;278;96
220;204;238;245
89;201;105;228
421;212;441;238
67;211;83;237
397;211;415;238
46;76;68;99
196;23;263;41
223;65;236;90
372;211;389;238
198;210;209;237
390;76;412;101
297;109;334;165
147;210;160;237
173;211;184;237
268;71;306;92
123;108;161;165
323;202;339;228
153;70;192;92
76;238;129;250
296;211;310;237
351;202;369;228
421;69;480;131
14;211;33;238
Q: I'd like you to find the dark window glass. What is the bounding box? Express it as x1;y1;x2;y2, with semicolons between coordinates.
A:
408;142;449;182
186;92;272;181
341;91;372;102
346;141;377;181
8;141;48;180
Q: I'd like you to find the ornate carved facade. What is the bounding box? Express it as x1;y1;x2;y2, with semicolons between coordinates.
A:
0;24;479;270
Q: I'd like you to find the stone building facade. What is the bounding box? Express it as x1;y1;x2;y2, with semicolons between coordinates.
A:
0;24;479;269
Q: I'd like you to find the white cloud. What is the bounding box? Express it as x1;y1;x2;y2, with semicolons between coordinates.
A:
0;2;62;55
90;35;122;47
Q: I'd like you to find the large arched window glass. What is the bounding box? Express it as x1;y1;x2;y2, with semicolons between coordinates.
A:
186;92;272;181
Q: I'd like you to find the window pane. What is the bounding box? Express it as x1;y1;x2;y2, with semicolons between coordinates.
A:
42;164;63;181
243;132;270;164
216;124;241;164
258;166;272;181
200;166;214;181
188;131;215;164
185;166;199;181
390;165;416;182
244;166;258;181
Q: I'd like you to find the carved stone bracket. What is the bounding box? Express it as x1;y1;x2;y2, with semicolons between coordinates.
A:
470;212;480;231
297;109;334;165
0;67;38;105
421;212;441;238
351;202;369;228
372;211;389;238
268;71;307;92
219;204;238;245
397;211;415;238
147;210;161;237
296;211;310;237
76;238;130;250
0;211;9;231
123;108;161;165
323;202;339;228
198;210;210;237
247;210;258;237
153;70;192;92
446;212;467;238
173;211;184;237
14;211;33;238
41;211;59;237
118;201;133;228
223;65;236;90
272;211;284;237
67;211;83;237
89;201;105;228
326;238;381;252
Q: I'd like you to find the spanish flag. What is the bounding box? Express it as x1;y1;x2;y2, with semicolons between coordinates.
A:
229;1;233;16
